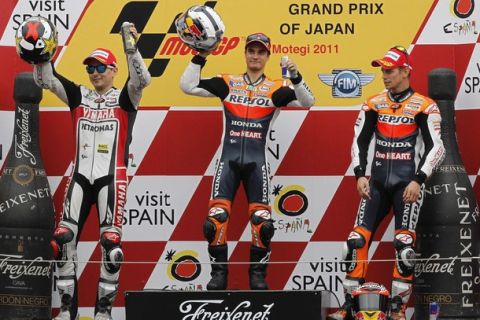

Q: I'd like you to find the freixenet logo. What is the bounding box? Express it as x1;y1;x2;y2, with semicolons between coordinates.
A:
414;253;456;277
179;300;274;320
0;255;52;280
110;1;240;77
14;107;36;165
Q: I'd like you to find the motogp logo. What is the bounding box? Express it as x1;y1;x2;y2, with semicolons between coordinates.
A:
318;69;374;98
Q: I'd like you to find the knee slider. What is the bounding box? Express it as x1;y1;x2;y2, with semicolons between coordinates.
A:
100;232;123;274
250;210;274;247
203;207;229;244
344;231;367;257
51;226;74;259
342;231;367;272
394;232;416;277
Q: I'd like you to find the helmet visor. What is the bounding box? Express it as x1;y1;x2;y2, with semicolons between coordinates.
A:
354;293;389;312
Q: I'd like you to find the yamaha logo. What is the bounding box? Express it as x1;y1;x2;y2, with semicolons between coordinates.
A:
318;69;374;98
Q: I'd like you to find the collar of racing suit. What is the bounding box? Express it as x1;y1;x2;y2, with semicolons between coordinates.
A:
243;73;266;87
388;87;414;102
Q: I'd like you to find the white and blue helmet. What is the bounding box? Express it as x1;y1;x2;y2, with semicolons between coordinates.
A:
175;5;225;52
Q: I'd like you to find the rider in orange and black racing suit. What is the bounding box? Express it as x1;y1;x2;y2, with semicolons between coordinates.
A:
328;46;445;320
180;33;315;291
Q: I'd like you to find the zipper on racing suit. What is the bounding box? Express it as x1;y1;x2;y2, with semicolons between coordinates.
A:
241;84;254;166
89;100;101;183
385;103;400;187
241;73;261;167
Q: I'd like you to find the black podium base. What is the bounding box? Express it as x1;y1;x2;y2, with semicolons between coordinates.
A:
125;290;324;319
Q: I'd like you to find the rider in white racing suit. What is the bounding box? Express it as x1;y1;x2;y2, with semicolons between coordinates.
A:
33;25;150;320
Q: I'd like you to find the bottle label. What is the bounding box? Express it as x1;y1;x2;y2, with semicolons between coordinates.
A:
0;228;53;317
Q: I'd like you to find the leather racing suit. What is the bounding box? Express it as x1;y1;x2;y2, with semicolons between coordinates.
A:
33;50;150;318
180;54;314;289
344;88;445;305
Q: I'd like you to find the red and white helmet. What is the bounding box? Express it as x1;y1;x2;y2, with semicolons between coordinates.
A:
175;5;225;52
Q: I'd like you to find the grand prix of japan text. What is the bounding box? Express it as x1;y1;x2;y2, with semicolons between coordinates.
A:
280;2;384;35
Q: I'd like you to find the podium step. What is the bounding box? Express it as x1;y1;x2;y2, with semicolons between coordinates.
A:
125;290;325;319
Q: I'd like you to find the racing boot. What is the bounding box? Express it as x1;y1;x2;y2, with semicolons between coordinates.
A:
53;294;79;320
389;295;406;320
94;297;113;320
206;245;228;290
326;294;354;320
249;245;270;290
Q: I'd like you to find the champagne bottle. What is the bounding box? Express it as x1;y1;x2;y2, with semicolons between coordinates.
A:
0;72;55;319
121;21;137;54
414;68;480;319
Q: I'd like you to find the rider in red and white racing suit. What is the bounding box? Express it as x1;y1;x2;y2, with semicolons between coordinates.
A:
180;33;315;291
328;47;445;320
33;26;150;320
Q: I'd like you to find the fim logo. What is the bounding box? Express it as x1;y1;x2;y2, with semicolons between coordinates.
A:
318;69;374;98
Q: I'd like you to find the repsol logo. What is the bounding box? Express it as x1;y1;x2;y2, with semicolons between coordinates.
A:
378;114;414;124
375;139;412;148
228;95;271;106
231;120;263;128
110;1;240;77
